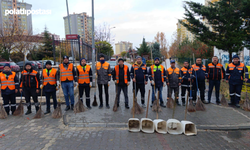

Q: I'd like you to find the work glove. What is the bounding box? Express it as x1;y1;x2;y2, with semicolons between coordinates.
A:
90;82;92;88
163;82;166;87
108;81;110;86
57;81;60;86
151;80;154;86
40;85;44;89
127;82;130;86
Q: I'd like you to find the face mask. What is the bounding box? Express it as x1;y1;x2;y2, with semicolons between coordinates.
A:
100;60;105;64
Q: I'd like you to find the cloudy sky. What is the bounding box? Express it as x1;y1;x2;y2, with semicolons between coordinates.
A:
24;0;204;53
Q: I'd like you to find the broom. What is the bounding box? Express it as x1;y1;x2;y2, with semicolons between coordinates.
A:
0;91;8;119
187;77;196;112
166;62;174;109
92;51;98;106
220;67;228;107
243;62;250;111
52;51;62;119
113;83;118;112
73;50;85;114
194;69;206;111
13;54;26;116
33;60;44;119
146;90;150;118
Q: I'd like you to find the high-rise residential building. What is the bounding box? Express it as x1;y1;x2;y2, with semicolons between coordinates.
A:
63;12;92;43
0;0;32;35
115;41;133;54
177;19;195;42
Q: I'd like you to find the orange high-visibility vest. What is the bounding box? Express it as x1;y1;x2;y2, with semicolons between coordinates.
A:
96;62;111;77
207;63;224;79
60;63;74;81
77;65;91;84
228;62;245;80
192;64;206;72
43;68;57;86
20;70;38;88
151;65;165;82
0;72;16;90
115;65;128;84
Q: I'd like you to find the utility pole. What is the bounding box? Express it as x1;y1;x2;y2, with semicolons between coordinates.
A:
91;0;96;87
66;0;74;64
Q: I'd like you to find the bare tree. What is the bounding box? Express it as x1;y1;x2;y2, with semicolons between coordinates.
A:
95;22;115;44
154;32;168;58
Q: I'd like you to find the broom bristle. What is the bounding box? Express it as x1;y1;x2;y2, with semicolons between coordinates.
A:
152;100;161;112
187;100;196;112
33;107;44;119
167;98;174;109
195;97;206;111
131;98;144;114
52;103;62;119
92;96;98;106
243;97;250;111
13;101;24;116
0;104;7;119
74;100;85;114
221;94;228;107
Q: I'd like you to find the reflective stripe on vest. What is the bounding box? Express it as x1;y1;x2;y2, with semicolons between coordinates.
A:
77;65;90;84
151;65;164;82
0;72;16;90
60;63;73;81
192;64;206;71
115;65;128;84
43;68;57;86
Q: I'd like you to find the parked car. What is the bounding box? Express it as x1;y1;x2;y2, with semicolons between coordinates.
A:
36;61;42;69
106;61;116;72
110;57;116;61
17;61;39;71
0;62;20;72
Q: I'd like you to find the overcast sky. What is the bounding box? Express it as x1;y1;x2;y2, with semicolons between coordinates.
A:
23;0;204;53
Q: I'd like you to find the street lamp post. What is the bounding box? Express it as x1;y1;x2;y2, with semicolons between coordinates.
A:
66;0;74;64
109;26;115;60
91;0;96;87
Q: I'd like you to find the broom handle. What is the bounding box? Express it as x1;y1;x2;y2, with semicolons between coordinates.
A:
20;54;26;103
59;51;62;103
40;60;44;106
132;51;136;118
172;87;177;119
146;89;150;118
157;91;160;119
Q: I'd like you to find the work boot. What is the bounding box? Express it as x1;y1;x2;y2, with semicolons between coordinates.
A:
35;106;40;112
125;104;130;109
65;105;70;111
216;101;220;105
235;104;240;108
228;102;234;106
182;102;186;106
160;102;166;108
86;100;91;109
71;104;74;110
44;110;51;115
176;101;181;106
203;100;210;104
99;104;103;109
87;106;92;109
117;103;119;107
106;104;110;109
25;109;32;115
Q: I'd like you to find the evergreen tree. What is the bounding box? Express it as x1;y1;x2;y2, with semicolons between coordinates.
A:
137;38;150;56
39;26;53;59
151;42;161;59
179;0;250;62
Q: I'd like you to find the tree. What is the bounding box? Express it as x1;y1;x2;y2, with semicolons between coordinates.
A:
95;22;115;45
95;41;114;57
179;0;250;62
137;38;150;56
154;32;168;58
41;26;53;58
10;52;24;62
151;42;161;59
121;51;127;58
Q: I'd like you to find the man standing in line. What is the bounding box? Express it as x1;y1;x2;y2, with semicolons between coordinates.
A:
41;61;59;114
59;56;77;111
226;55;248;108
0;63;19;115
207;56;225;104
192;58;207;104
77;58;92;109
112;58;130;109
96;54;111;109
130;56;148;108
180;61;193;106
20;62;40;115
149;57;166;107
166;60;182;105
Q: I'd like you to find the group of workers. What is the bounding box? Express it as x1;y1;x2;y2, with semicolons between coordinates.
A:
0;54;248;115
